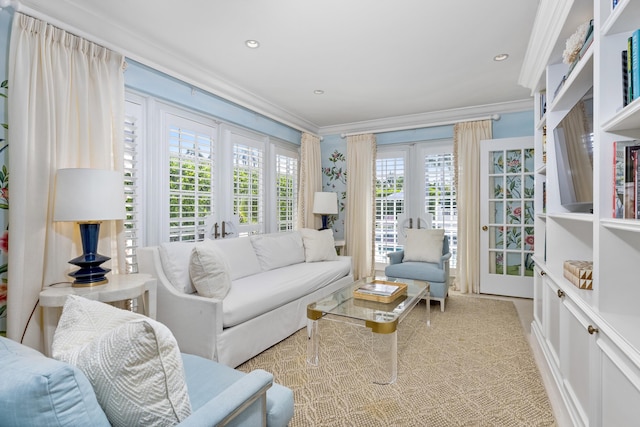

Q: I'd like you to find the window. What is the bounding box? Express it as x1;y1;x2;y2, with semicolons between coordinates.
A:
232;132;264;236
123;96;144;273
166;114;217;242
375;153;405;263
275;147;298;231
376;142;458;270
423;151;457;268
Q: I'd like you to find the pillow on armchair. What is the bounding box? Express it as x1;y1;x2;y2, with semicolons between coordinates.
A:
403;228;445;263
52;295;192;427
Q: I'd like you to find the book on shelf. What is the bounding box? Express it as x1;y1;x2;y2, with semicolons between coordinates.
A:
623;50;629;108
613;140;640;218
356;282;400;297
633;29;640;102
628;38;634;104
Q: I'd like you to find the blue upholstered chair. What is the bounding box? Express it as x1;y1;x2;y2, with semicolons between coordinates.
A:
0;335;294;426
385;235;451;311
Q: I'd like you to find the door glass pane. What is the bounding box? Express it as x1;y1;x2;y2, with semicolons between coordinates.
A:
489;201;503;223
506;201;521;224
506;150;522;173
489;226;504;249
492;151;504;173
489;176;504;198
506;175;521;198
505;226;522;249
489;251;504;274
524;148;535;172
506;253;521;275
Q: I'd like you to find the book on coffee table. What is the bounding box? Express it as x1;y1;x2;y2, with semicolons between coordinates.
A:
353;280;407;303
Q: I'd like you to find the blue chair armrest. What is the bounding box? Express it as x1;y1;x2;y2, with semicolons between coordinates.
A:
178;369;273;427
439;252;452;269
387;250;404;265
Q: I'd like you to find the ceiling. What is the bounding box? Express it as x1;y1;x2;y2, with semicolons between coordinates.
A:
16;0;540;134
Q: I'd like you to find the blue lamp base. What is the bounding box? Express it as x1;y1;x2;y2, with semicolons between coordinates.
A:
319;215;329;231
69;222;111;287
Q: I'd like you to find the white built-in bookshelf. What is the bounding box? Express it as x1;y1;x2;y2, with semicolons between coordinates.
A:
523;0;640;425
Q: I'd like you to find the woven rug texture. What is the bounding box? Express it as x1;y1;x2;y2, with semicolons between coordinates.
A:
237;293;556;426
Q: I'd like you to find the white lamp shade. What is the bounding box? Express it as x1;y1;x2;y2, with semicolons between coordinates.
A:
53;168;126;222
313;192;338;215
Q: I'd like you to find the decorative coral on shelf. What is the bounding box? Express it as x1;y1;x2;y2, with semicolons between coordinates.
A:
563;21;591;65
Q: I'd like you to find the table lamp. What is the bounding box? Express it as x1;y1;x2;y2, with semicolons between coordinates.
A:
53;168;126;287
313;192;338;230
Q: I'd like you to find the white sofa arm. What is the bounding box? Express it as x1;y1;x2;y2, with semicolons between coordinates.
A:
137;247;223;361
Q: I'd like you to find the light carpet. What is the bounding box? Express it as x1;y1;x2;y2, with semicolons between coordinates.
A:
237;293;556;426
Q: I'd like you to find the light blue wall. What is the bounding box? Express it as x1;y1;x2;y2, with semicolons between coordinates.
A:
125;60;302;144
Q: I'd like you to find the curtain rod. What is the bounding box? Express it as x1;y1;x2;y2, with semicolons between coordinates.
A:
339;114;501;138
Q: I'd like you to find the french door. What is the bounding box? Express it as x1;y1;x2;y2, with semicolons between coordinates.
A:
376;141;457;270
480;137;534;298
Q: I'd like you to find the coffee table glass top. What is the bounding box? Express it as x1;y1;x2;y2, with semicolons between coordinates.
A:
307;277;428;327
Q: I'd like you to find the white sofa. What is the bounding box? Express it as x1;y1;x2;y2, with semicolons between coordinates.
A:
138;229;353;368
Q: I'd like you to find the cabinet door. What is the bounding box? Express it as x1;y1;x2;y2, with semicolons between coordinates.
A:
597;333;640;426
560;297;594;427
542;275;562;371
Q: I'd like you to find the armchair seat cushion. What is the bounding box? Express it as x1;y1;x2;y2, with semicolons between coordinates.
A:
182;353;294;427
384;261;447;284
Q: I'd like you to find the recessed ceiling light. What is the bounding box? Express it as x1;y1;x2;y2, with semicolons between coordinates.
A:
313;90;325;95
494;53;509;61
245;40;260;49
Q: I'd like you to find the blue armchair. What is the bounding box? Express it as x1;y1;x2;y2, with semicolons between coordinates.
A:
385;235;451;311
0;336;294;427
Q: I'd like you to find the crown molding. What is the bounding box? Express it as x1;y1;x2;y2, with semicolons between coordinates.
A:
317;99;533;137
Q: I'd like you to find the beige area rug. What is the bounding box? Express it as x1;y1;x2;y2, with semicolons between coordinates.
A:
237;294;556;426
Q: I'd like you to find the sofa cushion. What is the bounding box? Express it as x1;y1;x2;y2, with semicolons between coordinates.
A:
52;295;192;427
250;231;305;271
159;241;198;294
403;228;444;263
300;228;338;262
210;237;262;280
223;257;351;327
0;336;110;427
190;240;232;298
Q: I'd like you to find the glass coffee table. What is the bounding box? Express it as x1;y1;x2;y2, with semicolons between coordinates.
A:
306;277;429;384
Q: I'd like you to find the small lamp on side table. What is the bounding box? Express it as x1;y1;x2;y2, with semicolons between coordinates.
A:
53;168;126;287
313;192;338;230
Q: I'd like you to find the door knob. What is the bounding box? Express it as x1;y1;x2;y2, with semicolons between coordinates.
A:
482;225;488;231
588;325;599;335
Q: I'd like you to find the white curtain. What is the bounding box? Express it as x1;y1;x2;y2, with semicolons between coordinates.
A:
7;13;125;350
454;120;492;294
296;132;322;230
345;134;376;280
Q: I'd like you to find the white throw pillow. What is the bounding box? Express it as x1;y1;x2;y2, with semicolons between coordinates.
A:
52;295;192;427
250;232;305;271
300;228;338;262
159;241;198;294
189;240;232;298
403;228;445;263
209;237;262;280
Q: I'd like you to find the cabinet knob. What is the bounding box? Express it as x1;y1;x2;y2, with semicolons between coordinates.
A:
557;289;565;298
540;270;546;276
588;325;599;335
482;225;488;231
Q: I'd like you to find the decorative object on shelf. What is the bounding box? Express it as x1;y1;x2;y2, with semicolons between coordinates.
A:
563;260;593;290
312;191;338;230
53;168;126;287
563;20;593;66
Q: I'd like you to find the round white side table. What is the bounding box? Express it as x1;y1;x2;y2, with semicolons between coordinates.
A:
40;273;157;356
